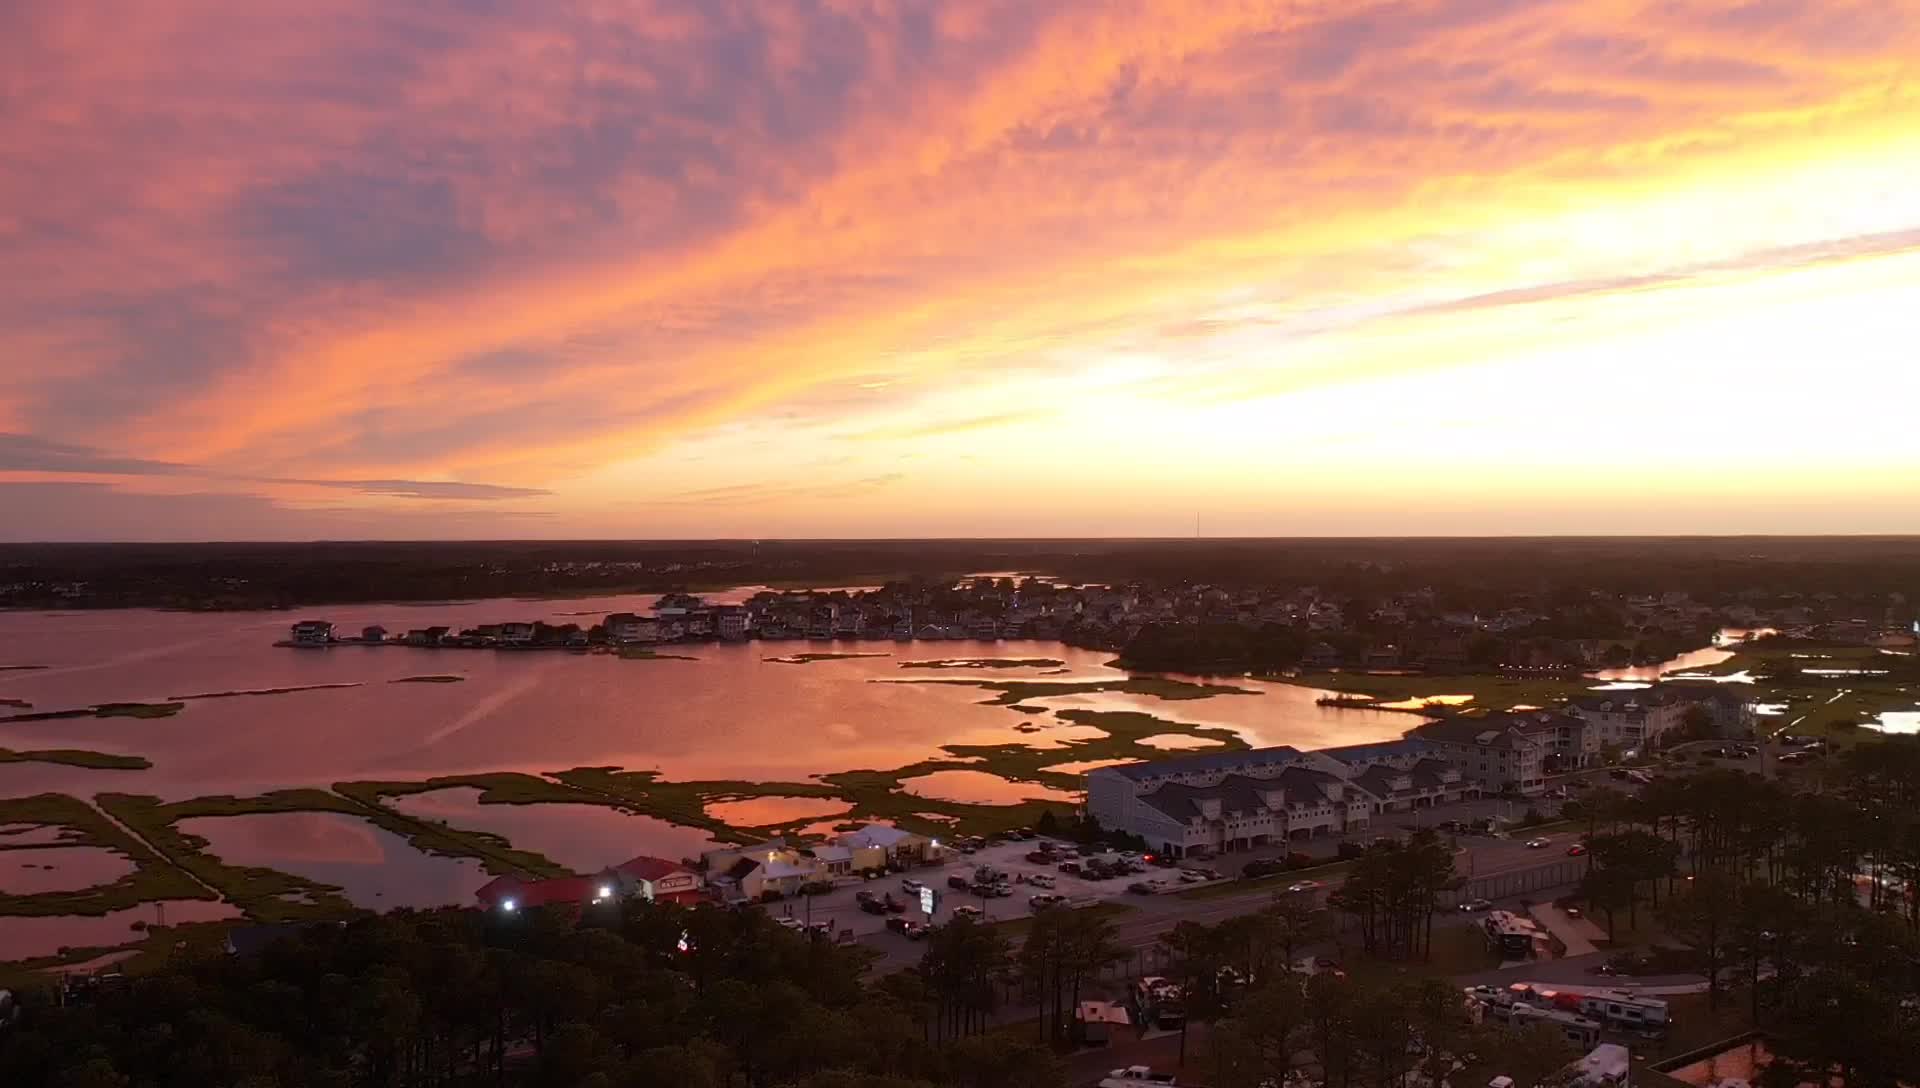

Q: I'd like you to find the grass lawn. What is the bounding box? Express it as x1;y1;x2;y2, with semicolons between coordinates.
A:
1174;859;1356;900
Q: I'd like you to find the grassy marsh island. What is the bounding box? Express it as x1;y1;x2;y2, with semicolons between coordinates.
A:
614;647;700;661
897;657;1067;670
0;701;185;724
765;651;892;664
875;673;1262;706
390;674;465;683
0;794;211;917
168;682;362;700
0;748;152;771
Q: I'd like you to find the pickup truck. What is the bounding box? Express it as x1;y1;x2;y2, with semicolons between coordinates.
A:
1101;1065;1177;1087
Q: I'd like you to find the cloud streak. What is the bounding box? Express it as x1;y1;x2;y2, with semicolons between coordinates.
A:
2;1;1918;537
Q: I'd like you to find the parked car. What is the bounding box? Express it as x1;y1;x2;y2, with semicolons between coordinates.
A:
883;894;907;914
798;880;834;896
1127;881;1162;895
1609;768;1631;780
947;874;972;890
859;897;887;915
1458;898;1493;912
1030;893;1066;909
1058;861;1083;875
1027;873;1056;889
885;916;915;935
952;905;983;919
1026;850;1054;864
901;878;926;894
1243;858;1285;878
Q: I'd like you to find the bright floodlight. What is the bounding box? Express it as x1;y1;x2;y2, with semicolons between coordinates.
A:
599;885;613;900
502;898;517;912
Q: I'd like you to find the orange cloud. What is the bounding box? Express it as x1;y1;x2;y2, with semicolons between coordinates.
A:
2;1;1918;536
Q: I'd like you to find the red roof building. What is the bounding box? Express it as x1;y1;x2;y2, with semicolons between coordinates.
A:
475;856;704;911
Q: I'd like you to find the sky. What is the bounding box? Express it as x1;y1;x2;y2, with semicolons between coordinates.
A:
3;0;1919;541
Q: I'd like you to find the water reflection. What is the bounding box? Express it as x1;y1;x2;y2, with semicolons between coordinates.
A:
0;824;75;846
1137;734;1229;750
178;811;486;909
1375;694;1472;710
898;771;1081;805
0;899;240;962
0;613;1435;793
387;788;717;871
0;846;134;894
704;795;852;827
1590;646;1734;682
1041;758;1145;775
1865;711;1920;735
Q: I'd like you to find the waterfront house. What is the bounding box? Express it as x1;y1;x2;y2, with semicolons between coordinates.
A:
716;607;750;641
499;621;536;644
290;620;334;645
360;625;387;643
403;625;450;646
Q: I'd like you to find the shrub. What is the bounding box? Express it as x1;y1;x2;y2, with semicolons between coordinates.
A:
1336;842;1365;860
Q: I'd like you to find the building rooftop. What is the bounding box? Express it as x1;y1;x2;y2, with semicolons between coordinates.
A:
1103;744;1305;782
1137;765;1357;823
615;855;693;882
1318;737;1434;766
838;824;919;849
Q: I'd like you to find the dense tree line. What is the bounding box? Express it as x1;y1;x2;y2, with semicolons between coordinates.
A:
0;901;1060;1088
1570;742;1920;1086
9;537;1920;614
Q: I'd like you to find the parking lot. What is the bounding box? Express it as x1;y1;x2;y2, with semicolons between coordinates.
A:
757;836;1213;942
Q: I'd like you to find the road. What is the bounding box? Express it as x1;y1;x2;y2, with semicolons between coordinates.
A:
810;830;1593;972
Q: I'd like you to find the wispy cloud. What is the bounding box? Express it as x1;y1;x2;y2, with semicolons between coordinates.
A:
650;474;906;508
2;1;1918;536
0;433;548;501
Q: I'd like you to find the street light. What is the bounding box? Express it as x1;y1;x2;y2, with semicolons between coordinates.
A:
502;898;517;913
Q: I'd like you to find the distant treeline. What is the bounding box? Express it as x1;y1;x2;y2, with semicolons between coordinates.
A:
5;537;1920;611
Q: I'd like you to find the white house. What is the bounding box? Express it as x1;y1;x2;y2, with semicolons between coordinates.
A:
290;620;334;645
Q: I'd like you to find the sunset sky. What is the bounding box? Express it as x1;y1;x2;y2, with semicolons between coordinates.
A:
3;1;1918;540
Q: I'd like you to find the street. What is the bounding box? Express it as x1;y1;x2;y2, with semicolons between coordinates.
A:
762;826;1596;972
